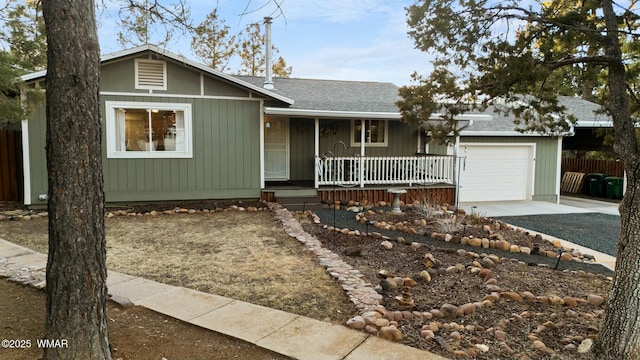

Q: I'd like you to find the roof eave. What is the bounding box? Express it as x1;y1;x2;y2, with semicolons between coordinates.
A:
19;44;295;105
265;107;401;119
459;130;568;137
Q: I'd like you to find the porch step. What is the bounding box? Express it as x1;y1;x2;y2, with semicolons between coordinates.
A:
276;194;324;211
273;189;318;197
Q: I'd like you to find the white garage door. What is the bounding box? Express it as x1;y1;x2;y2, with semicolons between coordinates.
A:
458;144;534;202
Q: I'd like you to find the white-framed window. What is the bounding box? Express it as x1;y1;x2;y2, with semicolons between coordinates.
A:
351;119;388;147
135;59;167;90
105;101;193;159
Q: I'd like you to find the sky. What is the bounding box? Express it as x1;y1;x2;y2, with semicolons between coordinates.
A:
96;0;432;86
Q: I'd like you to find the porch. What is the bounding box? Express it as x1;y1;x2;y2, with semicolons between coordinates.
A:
261;155;456;208
314;155;454;188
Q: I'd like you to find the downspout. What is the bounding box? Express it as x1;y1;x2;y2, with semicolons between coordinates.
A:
263;17;274;90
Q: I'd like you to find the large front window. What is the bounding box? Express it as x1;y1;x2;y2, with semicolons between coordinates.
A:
351;119;388;147
106;101;192;158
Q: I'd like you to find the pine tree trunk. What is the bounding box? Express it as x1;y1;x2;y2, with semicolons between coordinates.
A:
595;170;640;358
41;1;110;359
594;1;640;358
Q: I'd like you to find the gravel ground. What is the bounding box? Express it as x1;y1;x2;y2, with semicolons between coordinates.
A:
314;208;614;276
495;213;620;257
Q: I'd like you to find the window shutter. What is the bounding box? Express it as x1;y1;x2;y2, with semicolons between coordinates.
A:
135;59;166;90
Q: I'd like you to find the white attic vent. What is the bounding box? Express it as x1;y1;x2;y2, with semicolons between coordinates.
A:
135;59;167;90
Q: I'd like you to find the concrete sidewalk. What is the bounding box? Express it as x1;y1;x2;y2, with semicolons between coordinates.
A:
0;238;446;360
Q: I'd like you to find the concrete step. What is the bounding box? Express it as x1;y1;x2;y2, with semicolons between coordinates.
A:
277;195;324;212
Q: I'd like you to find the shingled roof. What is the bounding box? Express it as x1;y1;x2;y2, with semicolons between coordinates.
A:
235;76;401;113
460;96;612;135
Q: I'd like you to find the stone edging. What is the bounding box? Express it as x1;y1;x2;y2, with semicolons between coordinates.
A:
277;203;612;352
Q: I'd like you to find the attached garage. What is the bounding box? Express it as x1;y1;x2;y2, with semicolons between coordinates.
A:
458;143;535;202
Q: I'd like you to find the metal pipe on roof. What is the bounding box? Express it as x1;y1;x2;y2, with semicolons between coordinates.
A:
263;17;274;90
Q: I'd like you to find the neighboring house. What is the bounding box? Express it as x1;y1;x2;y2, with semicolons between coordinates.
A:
19;45;596;207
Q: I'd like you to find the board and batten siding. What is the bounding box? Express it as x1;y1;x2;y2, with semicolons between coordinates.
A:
26;95;262;205
101;95;262;202
26;105;48;205
318;120;417;157
100;56;249;97
460;136;560;202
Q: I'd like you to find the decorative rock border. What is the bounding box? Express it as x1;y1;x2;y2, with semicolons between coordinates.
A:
355;208;600;264
0;204;266;222
1;200;612;354
297;206;613;352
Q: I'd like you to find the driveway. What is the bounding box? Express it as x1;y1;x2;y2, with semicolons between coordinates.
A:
459;197;620;263
459;197;619;217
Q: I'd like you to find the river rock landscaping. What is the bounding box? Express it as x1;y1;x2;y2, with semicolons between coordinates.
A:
301;201;613;360
1;199;615;359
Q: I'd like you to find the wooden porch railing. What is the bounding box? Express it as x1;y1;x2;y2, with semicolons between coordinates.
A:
315;155;454;187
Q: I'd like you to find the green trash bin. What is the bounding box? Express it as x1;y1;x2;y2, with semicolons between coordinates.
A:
585;173;608;197
606;177;624;199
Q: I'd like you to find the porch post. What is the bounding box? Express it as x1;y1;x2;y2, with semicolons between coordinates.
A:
416;124;422;154
453;134;461;210
314;118;320;189
360;119;366;187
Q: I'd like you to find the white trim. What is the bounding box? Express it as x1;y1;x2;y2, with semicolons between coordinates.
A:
460;130;556;137
265;107;400;119
100;91;264;102
21;120;31;205
428;114;493;121
134;59;167;91
314;118;319;189
360;119;365;155
105;101;193;159
350;119;389;147
21;44;294;105
260;100;265;188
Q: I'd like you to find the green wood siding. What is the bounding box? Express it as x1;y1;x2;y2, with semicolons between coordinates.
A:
460;136;560;201
318;120;417;156
165;61;201;95
289;119;314;180
101;59;138;93
101;95;262;202
27;105;47;205
100;56;252;98
26;95;262;205
203;76;253;97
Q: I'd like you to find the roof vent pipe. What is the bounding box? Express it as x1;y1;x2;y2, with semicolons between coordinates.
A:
263;17;274;90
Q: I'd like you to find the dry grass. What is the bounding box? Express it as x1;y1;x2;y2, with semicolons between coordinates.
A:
0;211;357;324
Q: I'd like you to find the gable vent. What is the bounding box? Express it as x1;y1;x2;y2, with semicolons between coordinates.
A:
135;59;167;90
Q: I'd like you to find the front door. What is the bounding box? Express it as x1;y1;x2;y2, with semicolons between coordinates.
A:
264;117;289;180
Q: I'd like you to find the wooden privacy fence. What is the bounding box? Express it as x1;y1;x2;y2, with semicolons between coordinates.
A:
562;158;624;178
0;130;23;202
